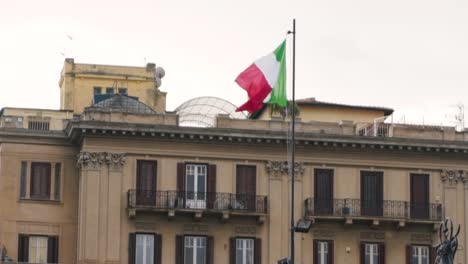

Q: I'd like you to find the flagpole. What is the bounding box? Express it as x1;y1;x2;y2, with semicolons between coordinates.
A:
288;18;296;264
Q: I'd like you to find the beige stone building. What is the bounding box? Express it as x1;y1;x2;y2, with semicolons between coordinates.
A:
0;59;467;264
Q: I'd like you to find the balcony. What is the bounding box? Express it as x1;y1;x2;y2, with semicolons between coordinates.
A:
304;198;443;226
127;190;268;223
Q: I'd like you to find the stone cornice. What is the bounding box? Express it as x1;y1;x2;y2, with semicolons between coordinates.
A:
65;121;468;155
77;151;126;170
440;169;468;185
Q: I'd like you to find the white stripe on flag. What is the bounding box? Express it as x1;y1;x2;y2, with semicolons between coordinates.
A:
254;53;280;88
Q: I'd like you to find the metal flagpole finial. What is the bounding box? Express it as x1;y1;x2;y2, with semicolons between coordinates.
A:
435;218;460;264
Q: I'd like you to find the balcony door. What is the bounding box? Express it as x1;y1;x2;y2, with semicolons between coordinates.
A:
410;173;429;219
186;164;207;209
314;169;334;215
361;171;383;217
136;160;157;206
236;165;257;211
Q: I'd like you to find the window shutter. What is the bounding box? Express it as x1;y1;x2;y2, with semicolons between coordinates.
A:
406;245;412;264
254;238;261;264
54;163;61;200
17;234;29;262
20;161;27;198
207;236;214;264
229;237;236;264
175;235;184;264
128;233;136;264
207;164;217;209
379;243;385;264
360;242;365;264
154;234;162;264
313;240;318;264
47;236;59;263
177;163;186;208
328;240;334;264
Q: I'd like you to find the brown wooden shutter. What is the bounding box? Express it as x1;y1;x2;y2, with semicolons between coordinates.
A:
379;243;385;264
177;163;186;208
229;237;236;264
313;240;318;264
328;240;334;264
175;235;184;264
406;245;412;264
128;233;136;264
254;238;261;264
17;234;29;262
20;161;27;198
360;242;365;264
207;164;217;209
47;236;59;263
207;235;214;264
154;234;162;264
54;163;61;201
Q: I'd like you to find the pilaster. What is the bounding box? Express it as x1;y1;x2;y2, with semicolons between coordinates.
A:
76;152;125;264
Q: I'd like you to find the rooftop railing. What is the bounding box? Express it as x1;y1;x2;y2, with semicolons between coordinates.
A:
304;197;443;222
128;190;268;214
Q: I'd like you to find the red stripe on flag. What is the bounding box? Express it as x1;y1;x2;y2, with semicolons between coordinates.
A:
235;63;272;113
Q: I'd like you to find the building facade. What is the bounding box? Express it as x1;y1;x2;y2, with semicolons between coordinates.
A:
0;59;466;264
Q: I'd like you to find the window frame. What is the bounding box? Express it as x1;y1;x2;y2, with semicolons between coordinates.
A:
411;244;430;264
106;87;114;94
28;235;48;263
314;239;333;264
19;161;63;202
235;237;255;264
185;163;208;209
364;243;380;264
184;235;207;264
93;86;102;95
118;88;128;95
135;232;155;264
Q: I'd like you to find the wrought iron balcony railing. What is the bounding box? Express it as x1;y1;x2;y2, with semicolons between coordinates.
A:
128;190;268;214
304;198;443;221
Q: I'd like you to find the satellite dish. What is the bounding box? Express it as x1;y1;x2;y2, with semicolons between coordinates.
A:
154;67;165;88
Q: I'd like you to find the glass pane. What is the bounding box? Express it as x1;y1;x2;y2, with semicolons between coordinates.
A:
198;175;206;198
197;246;205;264
187;174;195;198
29;236;48;263
136;234;154;264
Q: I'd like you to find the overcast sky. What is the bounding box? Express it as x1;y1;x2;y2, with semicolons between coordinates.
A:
1;0;467;126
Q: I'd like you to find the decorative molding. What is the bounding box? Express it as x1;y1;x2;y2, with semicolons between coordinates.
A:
234;225;257;235
411;233;432;243
360;231;385;241
17;222;60;235
77;151;126;169
183;224;209;233
441;170;468;185
313;229;336;238
135;221;157;231
264;160;305;179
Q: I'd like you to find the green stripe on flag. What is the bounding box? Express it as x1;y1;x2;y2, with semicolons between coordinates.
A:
268;40;287;108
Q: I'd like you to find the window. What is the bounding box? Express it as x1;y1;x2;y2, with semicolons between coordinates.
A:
118;88;128;95
314;240;333;264
365;244;379;264
106;87;114;94
184;236;206;264
136;234;154;264
29;236;48;263
30;162;51;200
18;234;59;263
93;86;102;95
412;246;429;264
236;238;254;264
129;233;161;264
186;164;207;209
20;161;61;201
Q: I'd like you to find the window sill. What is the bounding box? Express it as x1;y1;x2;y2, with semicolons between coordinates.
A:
18;198;63;205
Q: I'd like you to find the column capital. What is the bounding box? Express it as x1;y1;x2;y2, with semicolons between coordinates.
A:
441;169;468;186
77;151;126;170
264;160;304;180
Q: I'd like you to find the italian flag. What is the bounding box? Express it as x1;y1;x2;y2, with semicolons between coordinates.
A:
236;40;287;113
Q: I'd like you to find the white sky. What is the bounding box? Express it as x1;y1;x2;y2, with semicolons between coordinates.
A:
1;0;467;126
